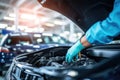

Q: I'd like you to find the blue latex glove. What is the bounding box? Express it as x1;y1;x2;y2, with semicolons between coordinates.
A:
66;40;85;63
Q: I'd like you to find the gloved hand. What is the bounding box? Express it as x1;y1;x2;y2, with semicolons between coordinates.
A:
65;40;85;63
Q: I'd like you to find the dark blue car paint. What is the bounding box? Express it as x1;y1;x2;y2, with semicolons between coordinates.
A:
0;33;72;71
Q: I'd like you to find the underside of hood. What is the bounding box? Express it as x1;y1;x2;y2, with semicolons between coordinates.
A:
38;0;114;32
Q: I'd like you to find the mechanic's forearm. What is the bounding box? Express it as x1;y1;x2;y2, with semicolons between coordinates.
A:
80;36;91;47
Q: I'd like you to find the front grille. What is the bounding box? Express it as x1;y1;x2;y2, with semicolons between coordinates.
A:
11;63;44;80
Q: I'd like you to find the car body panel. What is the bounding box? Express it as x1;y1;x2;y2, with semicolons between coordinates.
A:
0;32;72;71
5;45;120;80
38;0;114;32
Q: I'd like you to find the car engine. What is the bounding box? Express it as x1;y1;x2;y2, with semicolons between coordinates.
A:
23;46;97;69
32;54;96;68
5;45;120;80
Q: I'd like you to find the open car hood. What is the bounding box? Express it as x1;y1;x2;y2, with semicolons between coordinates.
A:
38;0;114;32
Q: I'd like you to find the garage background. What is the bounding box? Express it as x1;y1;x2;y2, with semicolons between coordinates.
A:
0;0;84;42
0;0;83;79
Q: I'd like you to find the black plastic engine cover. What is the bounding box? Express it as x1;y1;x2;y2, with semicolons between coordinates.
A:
84;44;120;58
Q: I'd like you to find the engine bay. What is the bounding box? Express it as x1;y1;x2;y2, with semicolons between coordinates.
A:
32;54;96;68
22;46;97;68
6;45;120;80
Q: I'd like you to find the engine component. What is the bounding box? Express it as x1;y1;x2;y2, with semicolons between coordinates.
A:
5;45;120;80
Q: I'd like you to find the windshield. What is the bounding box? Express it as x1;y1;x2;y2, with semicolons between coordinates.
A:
4;36;32;46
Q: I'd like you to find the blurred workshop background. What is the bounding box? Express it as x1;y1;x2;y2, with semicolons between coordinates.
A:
0;0;84;43
0;0;84;79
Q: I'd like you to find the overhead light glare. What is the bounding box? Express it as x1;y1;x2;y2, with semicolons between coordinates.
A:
9;13;16;17
4;16;14;21
54;20;66;25
44;23;55;27
6;27;15;31
43;33;52;36
20;14;36;20
18;25;28;31
39;17;49;22
0;23;7;28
